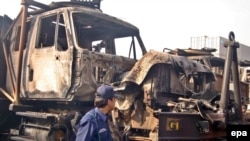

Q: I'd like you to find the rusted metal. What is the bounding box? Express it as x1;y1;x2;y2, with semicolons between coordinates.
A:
0;88;14;102
1;42;16;95
128;136;151;141
14;0;28;105
158;112;226;140
114;50;222;140
166;47;216;56
219;31;242;123
231;37;242;120
121;50;215;85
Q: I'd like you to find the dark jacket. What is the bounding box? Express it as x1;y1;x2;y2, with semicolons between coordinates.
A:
75;107;112;141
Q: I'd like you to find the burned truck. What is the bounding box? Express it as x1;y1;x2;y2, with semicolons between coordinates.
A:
0;0;146;140
113;32;244;140
113;50;221;140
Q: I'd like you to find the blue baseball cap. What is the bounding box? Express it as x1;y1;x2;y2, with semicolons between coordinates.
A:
96;84;120;99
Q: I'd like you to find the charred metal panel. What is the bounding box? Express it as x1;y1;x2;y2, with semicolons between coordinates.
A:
119;50;216;104
158;112;226;140
21;10;73;99
73;50;136;102
121;50;171;85
70;50;98;101
26;47;72;98
122;50;215;85
4;13;23;95
142;64;176;106
142;64;171;94
130;106;158;131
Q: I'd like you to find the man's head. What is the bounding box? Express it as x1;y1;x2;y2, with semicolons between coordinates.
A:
94;84;119;110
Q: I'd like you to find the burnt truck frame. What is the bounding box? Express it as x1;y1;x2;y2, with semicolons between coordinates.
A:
0;0;146;140
112;32;244;141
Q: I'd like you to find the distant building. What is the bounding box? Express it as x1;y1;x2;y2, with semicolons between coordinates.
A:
190;36;250;62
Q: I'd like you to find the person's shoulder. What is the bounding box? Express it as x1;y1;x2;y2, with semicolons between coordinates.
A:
79;109;97;124
85;109;98;120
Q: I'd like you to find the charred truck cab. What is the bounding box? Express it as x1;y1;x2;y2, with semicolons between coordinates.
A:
0;0;146;140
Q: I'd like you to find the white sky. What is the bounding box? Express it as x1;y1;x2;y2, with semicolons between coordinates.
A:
1;0;250;52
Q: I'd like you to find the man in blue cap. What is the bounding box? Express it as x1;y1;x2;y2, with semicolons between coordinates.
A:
76;84;120;141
